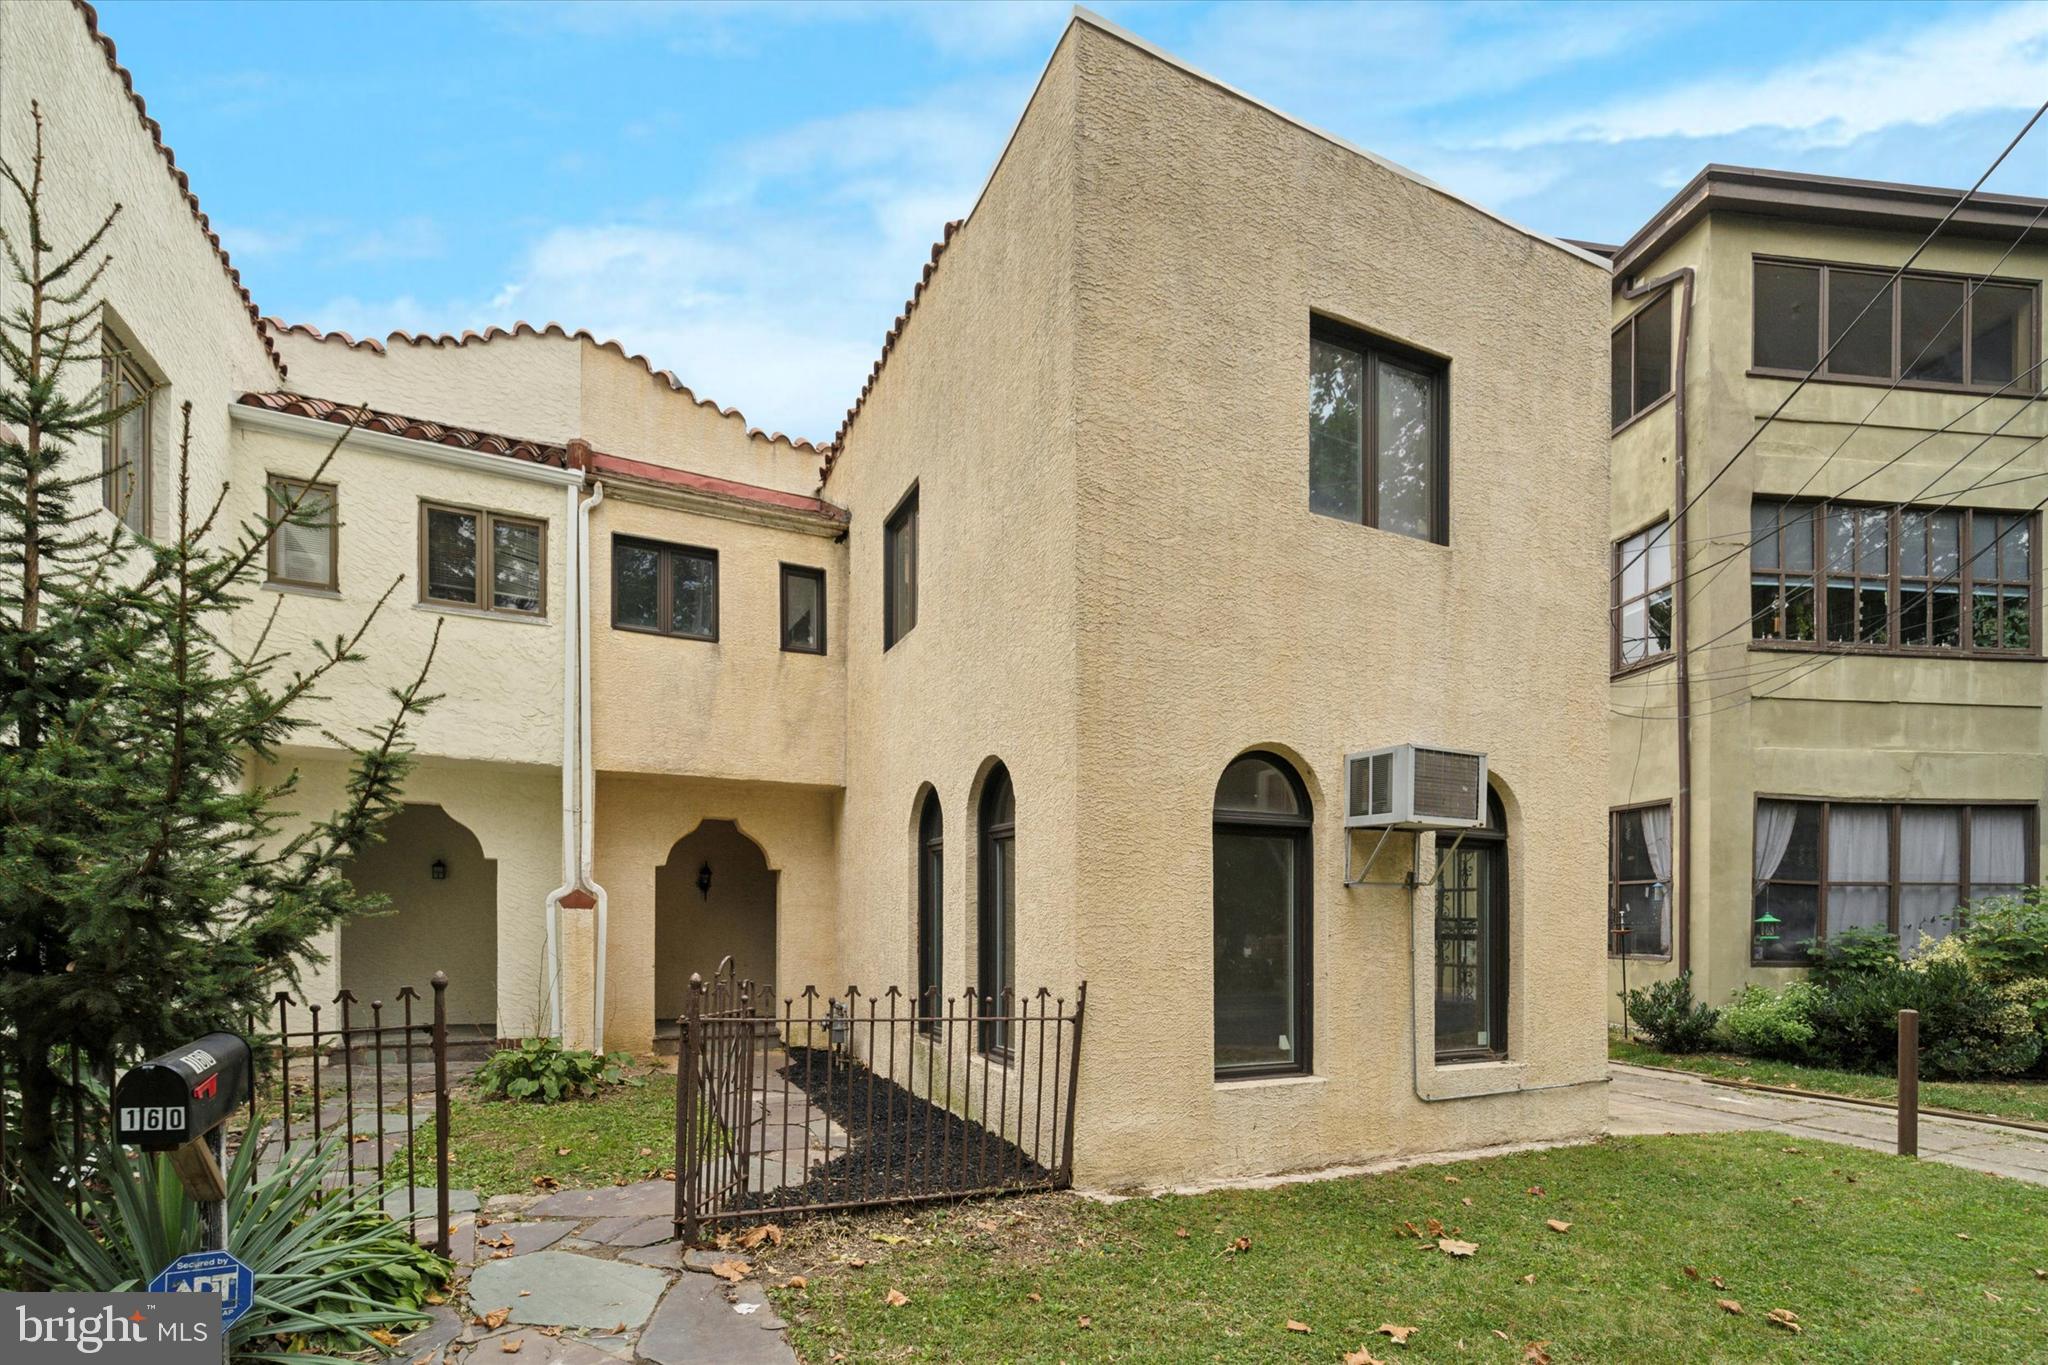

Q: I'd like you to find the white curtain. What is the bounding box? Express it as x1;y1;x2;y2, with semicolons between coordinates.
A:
1754;801;1799;888
1970;809;2028;896
1900;807;1963;951
1825;806;1890;935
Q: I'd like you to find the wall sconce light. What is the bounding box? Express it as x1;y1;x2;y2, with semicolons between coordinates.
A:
430;858;448;882
697;862;714;900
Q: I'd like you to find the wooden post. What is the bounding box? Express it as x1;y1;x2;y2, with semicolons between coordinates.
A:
431;972;451;1255
1897;1008;1919;1158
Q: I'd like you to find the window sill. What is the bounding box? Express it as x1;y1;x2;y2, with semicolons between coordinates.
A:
1746;641;2042;663
262;581;342;600
414;602;549;626
1611;390;1675;437
1746;367;2045;402
1416;1057;1529;1101
1610;653;1675;682
1608;952;1673;964
1214;1072;1326;1092
1309;509;1450;550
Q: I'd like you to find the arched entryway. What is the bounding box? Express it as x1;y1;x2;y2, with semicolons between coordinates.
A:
657;820;779;1022
341;803;498;1030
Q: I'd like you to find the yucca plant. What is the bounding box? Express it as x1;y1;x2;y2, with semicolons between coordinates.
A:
0;1124;449;1362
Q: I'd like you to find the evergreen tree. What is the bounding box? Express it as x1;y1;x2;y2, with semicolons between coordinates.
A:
0;103;439;1194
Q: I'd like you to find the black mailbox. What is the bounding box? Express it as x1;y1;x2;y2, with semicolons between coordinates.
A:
113;1032;251;1151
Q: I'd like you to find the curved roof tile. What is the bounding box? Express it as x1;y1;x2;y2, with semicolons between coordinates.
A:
71;2;285;378
826;219;963;476
237;391;572;468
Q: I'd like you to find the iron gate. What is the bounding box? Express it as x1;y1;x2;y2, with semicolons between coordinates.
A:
674;964;1085;1240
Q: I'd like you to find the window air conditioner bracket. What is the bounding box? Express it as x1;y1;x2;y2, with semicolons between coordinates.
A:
1410;830;1468;890
1344;828;1467;890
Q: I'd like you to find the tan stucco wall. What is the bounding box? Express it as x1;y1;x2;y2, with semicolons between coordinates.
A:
340;804;499;1028
0;0;278;535
652;820;780;1020
577;342;823;495
1608;211;2048;1016
586;491;845;787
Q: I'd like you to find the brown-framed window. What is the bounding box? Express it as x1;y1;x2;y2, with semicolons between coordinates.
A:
1753;257;2039;394
266;477;338;591
102;348;153;536
611;535;715;640
1608;804;1673;960
780;564;825;654
1613;521;1674;670
1611;291;1673;430
1435;793;1509;1063
1309;315;1449;544
977;764;1016;1058
883;485;918;649
1752;799;2036;964
1213;751;1313;1079
1752;496;2035;655
421;502;546;618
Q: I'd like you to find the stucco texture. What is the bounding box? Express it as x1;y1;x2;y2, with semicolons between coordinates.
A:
1608;211;2048;1015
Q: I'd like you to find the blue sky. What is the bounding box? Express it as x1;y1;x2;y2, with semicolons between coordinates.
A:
94;0;2048;442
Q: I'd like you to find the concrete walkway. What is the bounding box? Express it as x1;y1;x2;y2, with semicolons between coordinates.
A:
1608;1062;2048;1185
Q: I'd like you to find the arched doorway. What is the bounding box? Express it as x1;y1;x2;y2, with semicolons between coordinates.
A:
341;804;498;1031
657;820;778;1023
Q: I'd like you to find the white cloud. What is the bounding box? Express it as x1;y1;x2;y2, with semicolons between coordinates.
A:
1493;2;2048;149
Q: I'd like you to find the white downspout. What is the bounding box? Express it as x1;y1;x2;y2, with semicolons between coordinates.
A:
578;481;610;1052
542;477;581;1040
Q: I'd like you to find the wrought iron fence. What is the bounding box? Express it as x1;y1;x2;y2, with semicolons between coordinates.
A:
675;965;1086;1240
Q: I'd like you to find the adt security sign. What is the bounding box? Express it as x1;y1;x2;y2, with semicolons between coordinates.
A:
150;1250;254;1330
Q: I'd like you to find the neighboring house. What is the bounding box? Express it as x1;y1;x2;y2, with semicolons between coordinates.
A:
10;3;1615;1187
1604;167;2048;1020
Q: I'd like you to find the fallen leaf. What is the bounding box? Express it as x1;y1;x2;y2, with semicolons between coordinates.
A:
1519;1274;1536;1286
1986;1291;2003;1304
710;1259;749;1284
1766;1308;1802;1334
1378;1323;1417;1344
1460;1196;1474;1207
1343;1350;1387;1365
1545;1219;1572;1234
740;1224;785;1250
1437;1238;1478;1258
1711;1276;1727;1290
1956;1232;1974;1241
1174;1227;1189;1240
784;1276;808;1290
368;1329;400;1348
1285;1320;1311;1334
847;1258;868;1269
610;1324;627;1335
1077;1315;1093;1329
1425;1218;1445;1237
500;1341;523;1356
873;1233;908;1246
1224;1236;1252;1254
1524;1344;1553;1365
530;1175;558;1191
1443;1175;1461;1184
1397;1221;1421;1239
1781;1146;1801;1154
424;1292;447;1306
537;1327;562;1339
885;1288;909;1308
477;1309;510;1331
1492;1330;1511;1341
639;1147;654;1156
1682;1266;1700;1282
1025;1292;1042;1303
1526;1185;1545;1197
555;1147;572;1156
1717;1299;1743;1316
2036;1269;2048;1281
489;1250;511;1260
517;1291;530;1298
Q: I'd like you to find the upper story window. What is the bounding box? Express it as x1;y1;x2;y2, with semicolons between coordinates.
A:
422;502;545;619
1611;292;1673;429
1753;258;2038;393
1613;520;1674;671
780;564;826;654
102;347;153;537
266;477;338;592
1309;316;1448;544
612;536;715;640
884;486;918;649
1751;497;2034;656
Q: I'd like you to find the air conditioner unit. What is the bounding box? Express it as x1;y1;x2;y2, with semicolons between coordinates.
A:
1344;744;1487;830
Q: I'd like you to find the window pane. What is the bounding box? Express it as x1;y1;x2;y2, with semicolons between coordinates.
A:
1751;502;1780;569
1633;294;1673;414
1828;885;1890;936
1644;522;1672;590
1612;883;1670;957
1970;808;2028;889
671;550;716;638
1310;338;1365;519
1973;585;2001;649
1900;806;1961;881
1619;600;1648;664
425;507;479;604
1610;326;1632;430
1931;512;1960;576
2002;589;2029;650
613;542;660;629
1755;882;1819;964
1782;505;1814;570
1434;845;1498;1054
1775;801;1823;880
1615;811;1656;881
1214;829;1299;1071
783;570;822;650
1901;276;1966;384
1646;588;1673;653
2000;514;2030;580
492;519;542;613
1755;263;1821;371
1827;806;1890;881
1900;884;1962;953
1375;361;1436;541
1970;284;2033;389
1932;583;1962;647
885;499;917;645
1827;270;1895;378
1621;529;1647;601
272;482;334;585
1215;756;1302;817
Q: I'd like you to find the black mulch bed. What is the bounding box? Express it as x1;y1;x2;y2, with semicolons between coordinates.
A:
731;1046;1057;1211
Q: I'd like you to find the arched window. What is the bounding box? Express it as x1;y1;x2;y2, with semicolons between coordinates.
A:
977;765;1015;1056
1435;792;1509;1062
917;792;943;1032
1213;752;1312;1077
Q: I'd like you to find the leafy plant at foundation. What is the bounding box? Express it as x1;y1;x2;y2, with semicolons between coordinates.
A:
1624;972;1719;1053
475;1038;642;1102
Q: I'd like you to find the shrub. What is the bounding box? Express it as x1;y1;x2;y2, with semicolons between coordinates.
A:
475;1038;640;1102
1625;972;1720;1053
1953;890;2048;983
1806;927;1904;990
1913;956;2043;1079
1716;983;1818;1059
0;1129;448;1362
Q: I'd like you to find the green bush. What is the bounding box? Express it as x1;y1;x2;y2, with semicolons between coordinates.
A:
1625;972;1719;1053
0;1129;449;1362
1806;927;1904;989
1796;948;2042;1080
1952;890;2048;983
475;1038;641;1102
1716;983;1818;1058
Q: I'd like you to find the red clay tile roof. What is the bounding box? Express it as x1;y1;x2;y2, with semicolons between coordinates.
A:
263;319;834;458
236;392;573;469
71;2;285;378
826;219;963;477
588;450;848;523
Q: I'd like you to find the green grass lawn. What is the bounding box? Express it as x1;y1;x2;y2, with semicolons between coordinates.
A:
1610;1036;2048;1126
769;1133;2048;1363
410;1072;682;1197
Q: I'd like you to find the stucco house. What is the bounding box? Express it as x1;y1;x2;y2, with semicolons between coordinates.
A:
8;1;1614;1187
1603;167;2048;1019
